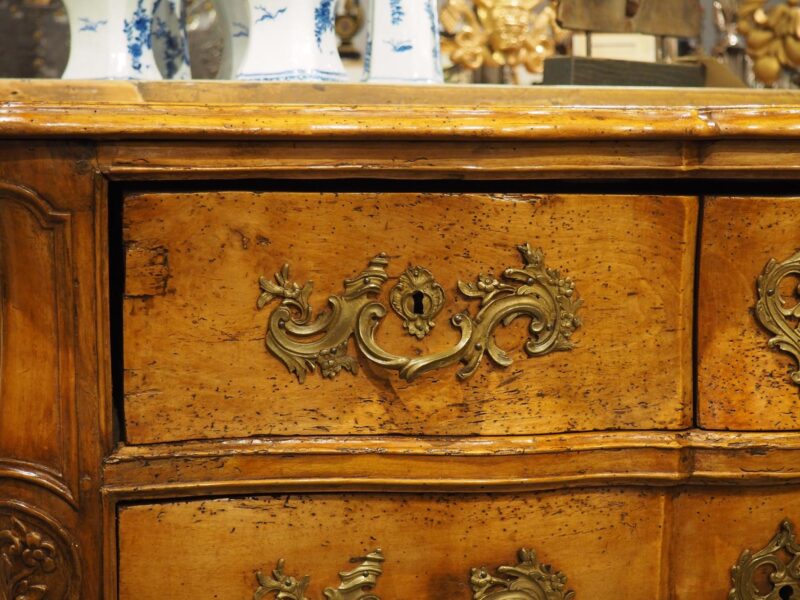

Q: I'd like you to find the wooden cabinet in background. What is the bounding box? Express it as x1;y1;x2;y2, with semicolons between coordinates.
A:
2;81;800;600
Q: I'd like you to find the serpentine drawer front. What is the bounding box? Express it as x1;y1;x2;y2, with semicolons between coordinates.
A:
115;488;800;600
122;191;697;443
698;196;800;430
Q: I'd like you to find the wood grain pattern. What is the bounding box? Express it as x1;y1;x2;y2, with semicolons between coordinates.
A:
698;196;800;430
122;192;696;443
0;182;77;505
671;486;800;599
0;140;109;600
118;490;667;600
4;81;800;141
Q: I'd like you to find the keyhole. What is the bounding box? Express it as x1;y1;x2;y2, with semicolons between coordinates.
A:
625;0;641;18
780;586;794;600
412;291;425;315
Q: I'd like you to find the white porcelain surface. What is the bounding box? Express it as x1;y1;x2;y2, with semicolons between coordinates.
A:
234;0;347;81
215;0;251;80
363;0;443;83
62;0;190;80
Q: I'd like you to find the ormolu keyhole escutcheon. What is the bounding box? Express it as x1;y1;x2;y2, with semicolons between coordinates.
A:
389;266;446;340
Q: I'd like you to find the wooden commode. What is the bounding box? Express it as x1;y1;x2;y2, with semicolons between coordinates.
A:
2;81;800;600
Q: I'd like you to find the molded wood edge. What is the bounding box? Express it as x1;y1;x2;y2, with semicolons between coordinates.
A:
102;430;800;498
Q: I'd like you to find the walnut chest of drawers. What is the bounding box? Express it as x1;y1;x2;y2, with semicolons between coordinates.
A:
3;81;800;600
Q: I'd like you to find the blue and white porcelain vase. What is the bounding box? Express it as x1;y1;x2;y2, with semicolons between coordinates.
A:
62;0;190;80
233;0;348;81
363;0;443;83
214;0;251;79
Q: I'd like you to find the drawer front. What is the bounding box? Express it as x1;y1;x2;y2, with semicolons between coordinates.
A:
116;488;800;600
698;196;800;430
118;490;666;600
672;487;800;599
122;191;696;443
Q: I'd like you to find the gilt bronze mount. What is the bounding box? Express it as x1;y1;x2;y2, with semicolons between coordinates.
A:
254;550;384;600
254;547;574;600
756;250;800;387
471;547;575;600
256;244;582;383
729;520;800;600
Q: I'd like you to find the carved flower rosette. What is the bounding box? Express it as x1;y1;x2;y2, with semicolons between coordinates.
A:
0;502;79;600
256;243;581;383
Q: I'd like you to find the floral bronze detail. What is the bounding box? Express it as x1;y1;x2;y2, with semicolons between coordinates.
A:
471;548;575;600
729;519;800;600
254;550;384;600
256;244;581;383
756;250;800;387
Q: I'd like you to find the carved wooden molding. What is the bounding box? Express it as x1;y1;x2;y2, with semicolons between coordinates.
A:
0;182;78;507
0;501;80;600
257;244;581;383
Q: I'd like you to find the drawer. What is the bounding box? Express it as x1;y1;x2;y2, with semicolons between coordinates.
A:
122;191;697;443
698;196;800;430
117;490;666;600
672;486;800;599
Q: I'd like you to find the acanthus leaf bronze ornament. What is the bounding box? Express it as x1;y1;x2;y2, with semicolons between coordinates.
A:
439;0;569;82
729;519;800;600
756;250;800;387
738;0;800;85
389;266;445;340
254;550;384;600
470;547;575;600
257;244;581;383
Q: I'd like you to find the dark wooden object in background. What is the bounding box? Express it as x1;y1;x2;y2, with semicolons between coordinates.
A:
543;56;706;86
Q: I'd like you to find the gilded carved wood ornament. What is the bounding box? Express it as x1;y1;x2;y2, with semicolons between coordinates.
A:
439;0;569;81
256;244;581;383
739;0;800;85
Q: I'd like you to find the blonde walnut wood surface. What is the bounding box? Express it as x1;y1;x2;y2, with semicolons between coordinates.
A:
122;191;695;442
2;82;800;599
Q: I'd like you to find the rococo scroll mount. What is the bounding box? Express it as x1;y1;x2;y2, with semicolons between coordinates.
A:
729;519;800;600
256;244;582;383
254;547;575;600
756;250;800;387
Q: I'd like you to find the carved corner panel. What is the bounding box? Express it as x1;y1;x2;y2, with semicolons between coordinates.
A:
0;501;80;600
254;548;574;600
0;182;78;507
730;519;800;600
257;243;581;383
756;251;800;388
